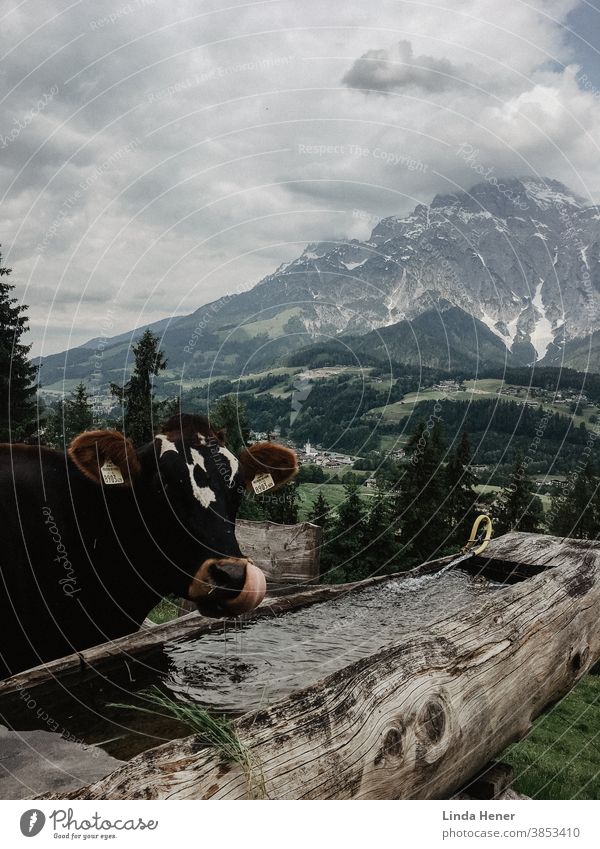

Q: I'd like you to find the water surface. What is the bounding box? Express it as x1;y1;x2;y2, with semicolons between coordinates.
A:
163;569;497;712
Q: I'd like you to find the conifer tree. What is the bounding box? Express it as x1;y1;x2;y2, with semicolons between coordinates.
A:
325;482;367;582
210;394;250;455
397;420;451;563
260;478;300;524
110;329;168;447
445;431;477;544
549;462;598;539
362;483;401;574
307;489;332;532
307;488;334;575
66;382;94;437
494;452;543;534
0;247;38;442
46;382;94;447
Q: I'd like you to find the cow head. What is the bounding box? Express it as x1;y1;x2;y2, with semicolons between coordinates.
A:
68;414;298;618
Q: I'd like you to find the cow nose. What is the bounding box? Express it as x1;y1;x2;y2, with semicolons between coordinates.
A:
223;560;267;615
187;557;267;617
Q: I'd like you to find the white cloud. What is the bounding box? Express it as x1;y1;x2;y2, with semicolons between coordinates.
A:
1;0;599;355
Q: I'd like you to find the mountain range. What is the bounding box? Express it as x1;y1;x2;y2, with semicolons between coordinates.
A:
39;176;600;391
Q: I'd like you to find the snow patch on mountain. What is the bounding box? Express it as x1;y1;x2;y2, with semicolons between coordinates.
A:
506;310;525;349
521;178;582;211
530;280;554;361
480;311;508;346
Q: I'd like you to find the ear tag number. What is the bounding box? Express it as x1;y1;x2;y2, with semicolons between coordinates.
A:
101;460;125;485
252;473;275;494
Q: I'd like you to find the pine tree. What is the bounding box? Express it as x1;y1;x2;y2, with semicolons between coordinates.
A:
494;452;543;534
110;329;168;447
66;382;93;436
307;489;334;575
324;482;367;582
397;420;451;564
0;247;38;442
307;489;332;531
237;492;267;521
260;478;300;524
210;394;250;455
549;462;598;539
445;431;477;544
362;483;402;574
45;382;94;447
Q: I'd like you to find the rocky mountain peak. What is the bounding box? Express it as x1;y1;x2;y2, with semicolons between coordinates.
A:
40;176;600;386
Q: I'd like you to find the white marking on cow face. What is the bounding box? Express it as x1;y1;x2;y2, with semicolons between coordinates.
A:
156;434;178;456
196;433;206;444
186;447;216;508
218;445;239;486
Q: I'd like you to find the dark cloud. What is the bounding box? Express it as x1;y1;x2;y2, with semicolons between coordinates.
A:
342;40;461;93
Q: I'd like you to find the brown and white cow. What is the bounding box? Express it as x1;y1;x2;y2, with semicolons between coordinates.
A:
0;414;297;679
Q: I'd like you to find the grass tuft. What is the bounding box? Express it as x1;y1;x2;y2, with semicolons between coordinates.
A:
109;687;266;798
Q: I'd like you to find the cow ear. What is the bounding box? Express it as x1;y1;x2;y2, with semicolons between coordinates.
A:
68;430;141;487
238;442;298;493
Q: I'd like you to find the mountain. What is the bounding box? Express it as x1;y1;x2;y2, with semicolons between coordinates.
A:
39;176;600;390
289;303;519;372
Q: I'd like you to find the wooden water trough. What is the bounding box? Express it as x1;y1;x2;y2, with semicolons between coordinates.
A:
236;519;321;585
175;519;321;615
1;531;600;800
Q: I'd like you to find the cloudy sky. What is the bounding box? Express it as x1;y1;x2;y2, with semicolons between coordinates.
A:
2;0;600;355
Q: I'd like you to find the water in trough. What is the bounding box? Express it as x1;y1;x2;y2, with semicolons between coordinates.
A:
0;568;501;761
163;568;496;712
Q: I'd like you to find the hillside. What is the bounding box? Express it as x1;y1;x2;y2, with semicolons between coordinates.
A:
288;303;520;371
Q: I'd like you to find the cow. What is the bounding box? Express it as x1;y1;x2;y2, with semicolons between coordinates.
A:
0;413;298;680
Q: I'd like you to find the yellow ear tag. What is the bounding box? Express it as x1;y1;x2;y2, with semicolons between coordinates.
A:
252;473;275;494
101;460;125;485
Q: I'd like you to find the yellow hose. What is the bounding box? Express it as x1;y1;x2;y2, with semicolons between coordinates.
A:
462;514;493;556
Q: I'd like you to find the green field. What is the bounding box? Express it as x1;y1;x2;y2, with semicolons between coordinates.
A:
475;484;551;512
378;434;410;453
504;674;600;799
234;308;303;339
370;377;600;429
297;482;374;520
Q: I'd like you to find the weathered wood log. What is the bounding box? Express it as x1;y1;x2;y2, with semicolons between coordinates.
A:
236;519;321;584
63;533;600;800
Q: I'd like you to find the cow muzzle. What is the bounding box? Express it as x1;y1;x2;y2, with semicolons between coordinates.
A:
187;557;267;617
